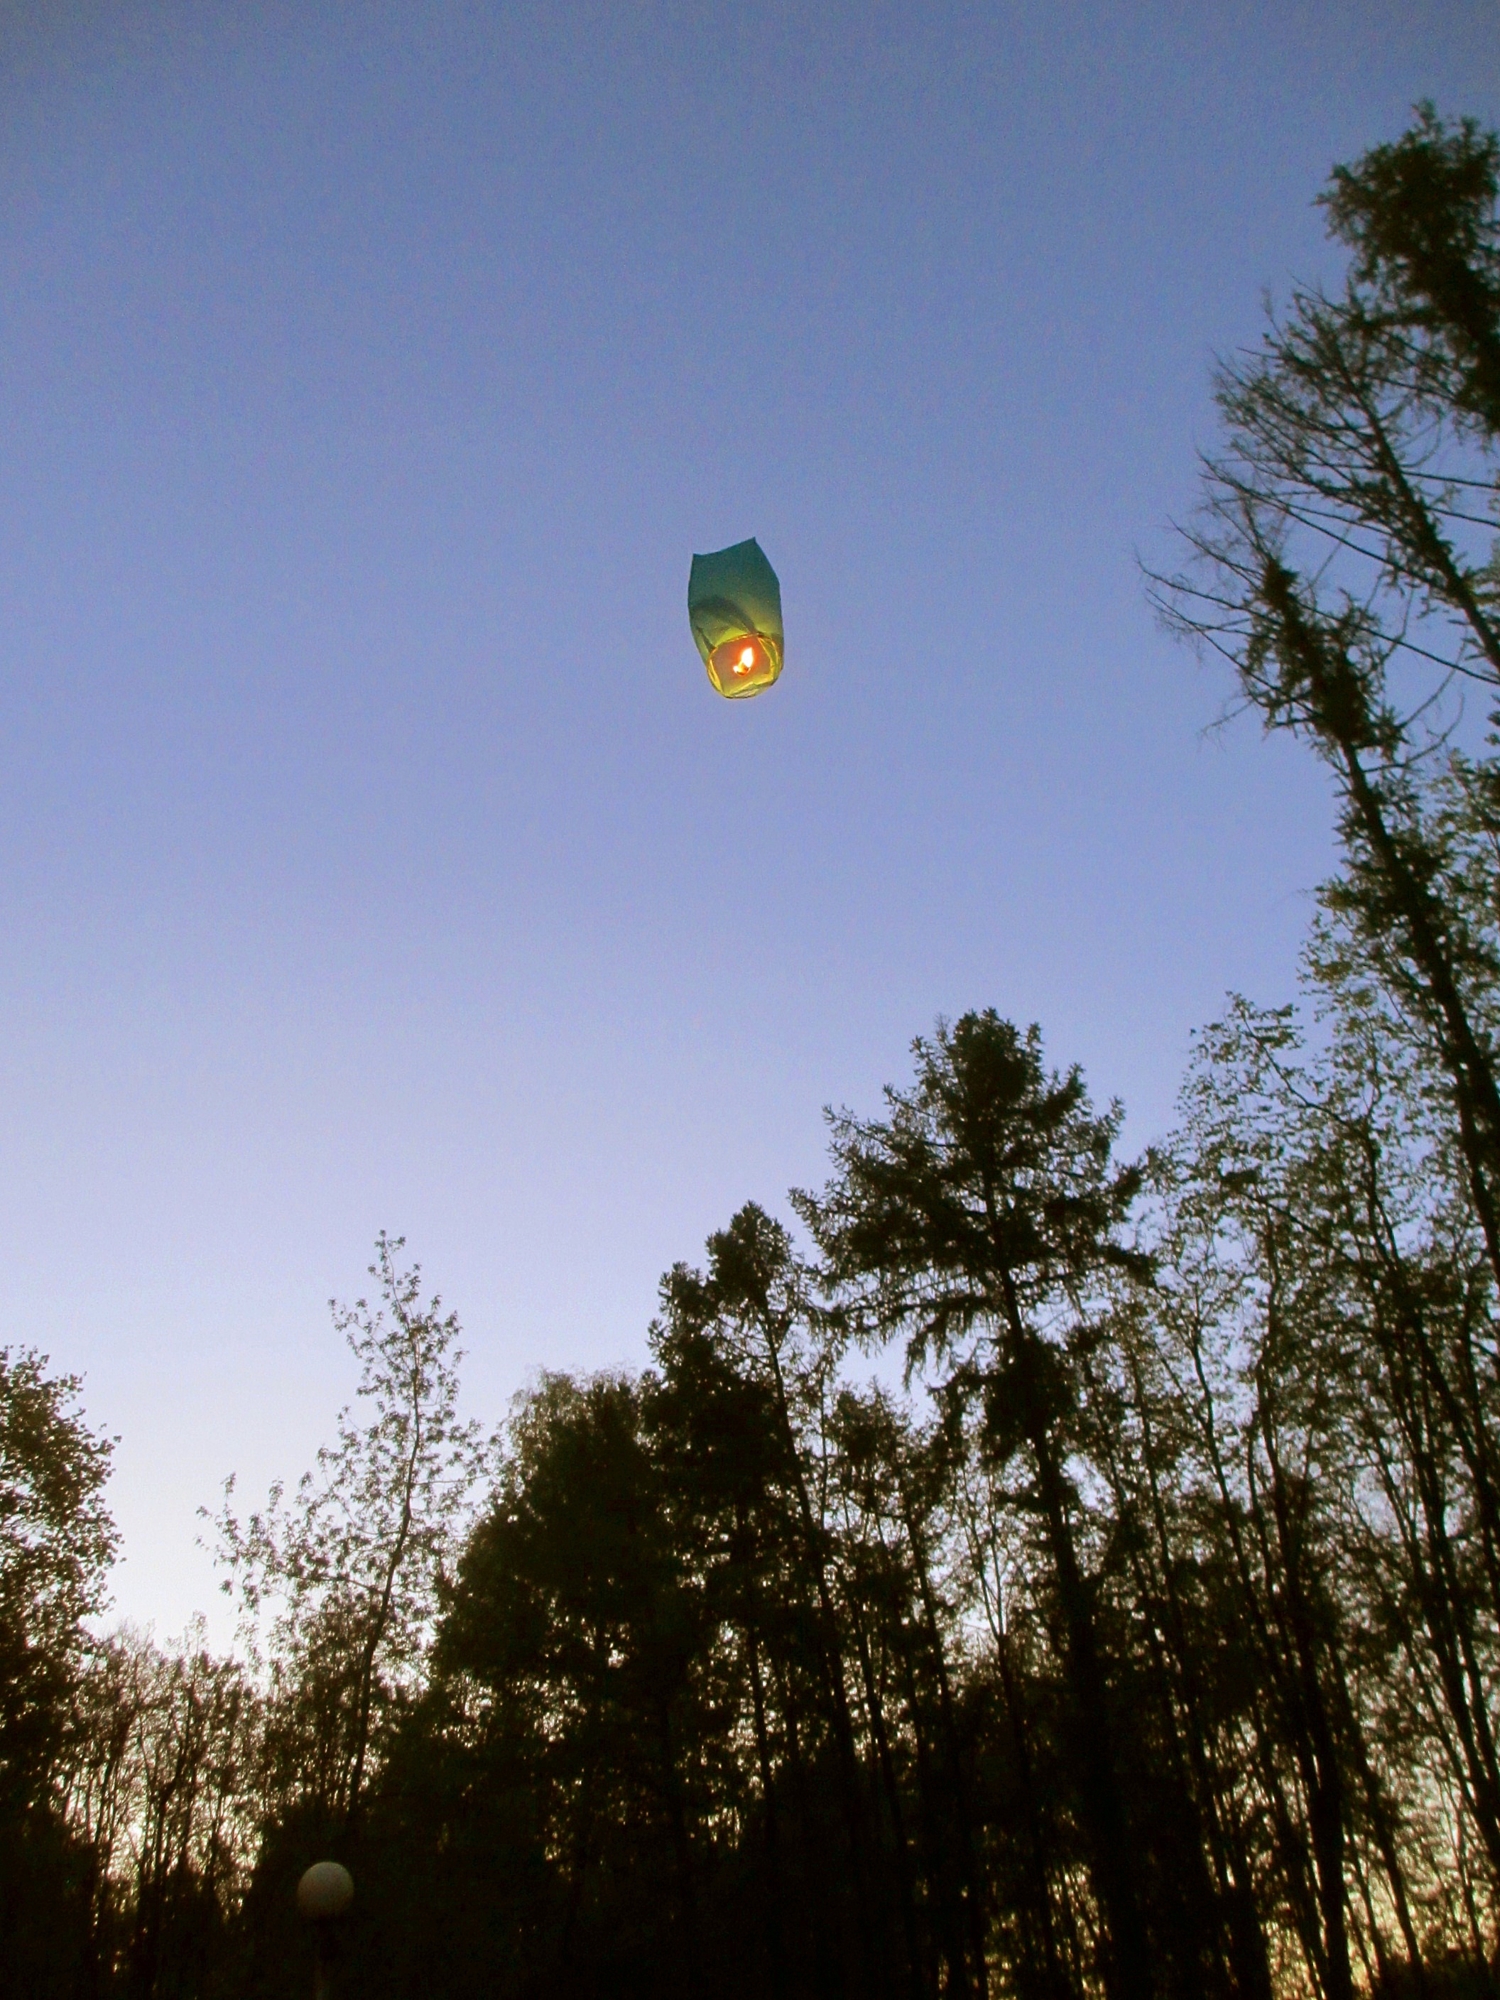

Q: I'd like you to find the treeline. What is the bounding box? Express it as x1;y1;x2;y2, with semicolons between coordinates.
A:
4;105;1500;2000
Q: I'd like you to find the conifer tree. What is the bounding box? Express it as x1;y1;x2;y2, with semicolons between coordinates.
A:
799;1012;1155;2000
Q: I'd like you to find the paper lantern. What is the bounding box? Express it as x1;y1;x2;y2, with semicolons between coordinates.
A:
688;538;784;698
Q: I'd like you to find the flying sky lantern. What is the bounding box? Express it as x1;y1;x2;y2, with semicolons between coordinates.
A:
688;537;784;698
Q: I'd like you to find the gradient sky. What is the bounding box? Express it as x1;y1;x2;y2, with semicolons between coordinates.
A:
2;0;1495;1642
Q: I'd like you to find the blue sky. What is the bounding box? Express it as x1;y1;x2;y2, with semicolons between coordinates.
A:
2;0;1494;1639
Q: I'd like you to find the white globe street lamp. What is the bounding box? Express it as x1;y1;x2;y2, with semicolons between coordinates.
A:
297;1861;354;2000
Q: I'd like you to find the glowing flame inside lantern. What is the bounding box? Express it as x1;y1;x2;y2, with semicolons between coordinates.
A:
706;631;777;696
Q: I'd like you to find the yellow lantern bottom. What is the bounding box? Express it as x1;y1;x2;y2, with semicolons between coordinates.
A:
707;632;781;699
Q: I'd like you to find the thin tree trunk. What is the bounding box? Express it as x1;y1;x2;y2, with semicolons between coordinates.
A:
898;1476;991;1997
1126;1345;1275;2000
848;1585;930;2000
744;1604;787;1988
994;1266;1154;2000
760;1316;887;1996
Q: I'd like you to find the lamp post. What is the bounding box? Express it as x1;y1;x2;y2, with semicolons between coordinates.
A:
296;1861;354;2000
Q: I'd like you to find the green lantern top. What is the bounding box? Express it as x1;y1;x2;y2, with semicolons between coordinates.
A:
688;538;784;698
